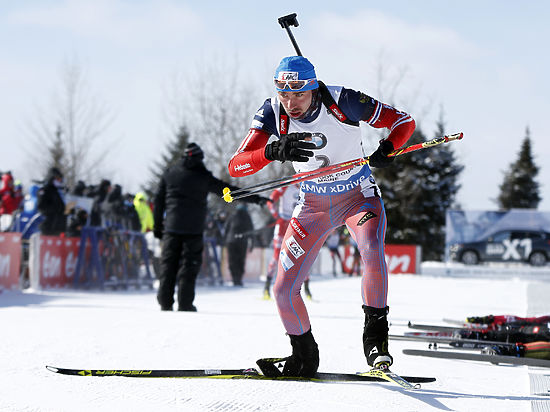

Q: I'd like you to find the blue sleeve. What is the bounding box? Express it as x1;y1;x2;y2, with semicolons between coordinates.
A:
337;87;378;123
250;98;279;137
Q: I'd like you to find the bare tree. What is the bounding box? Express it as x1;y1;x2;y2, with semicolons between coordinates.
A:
25;58;114;188
161;55;294;187
359;52;433;152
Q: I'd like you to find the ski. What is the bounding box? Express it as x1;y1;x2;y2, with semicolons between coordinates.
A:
404;331;455;338
46;365;435;384
46;366;261;378
390;334;514;349
442;318;468;326
358;368;421;390
442;318;486;328
256;357;428;390
408;321;461;332
403;349;550;368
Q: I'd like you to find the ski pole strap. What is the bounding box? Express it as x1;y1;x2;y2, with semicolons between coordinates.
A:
317;81;359;127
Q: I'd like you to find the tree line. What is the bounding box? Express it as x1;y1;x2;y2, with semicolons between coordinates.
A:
32;61;542;261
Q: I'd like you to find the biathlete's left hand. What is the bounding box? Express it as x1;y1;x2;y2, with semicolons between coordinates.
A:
369;140;395;168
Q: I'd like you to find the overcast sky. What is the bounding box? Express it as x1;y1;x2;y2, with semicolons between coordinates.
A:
1;1;549;211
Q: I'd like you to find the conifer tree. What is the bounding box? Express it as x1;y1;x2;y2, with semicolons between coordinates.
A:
497;127;540;209
47;124;66;177
144;124;190;197
374;116;463;261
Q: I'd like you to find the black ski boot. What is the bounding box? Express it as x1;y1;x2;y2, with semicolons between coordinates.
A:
304;279;312;300
263;276;272;300
363;305;393;369
283;328;319;378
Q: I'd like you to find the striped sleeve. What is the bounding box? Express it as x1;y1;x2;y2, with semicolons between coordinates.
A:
363;101;415;149
228;128;272;177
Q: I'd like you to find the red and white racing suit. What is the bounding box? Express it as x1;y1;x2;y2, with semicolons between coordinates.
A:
229;85;415;335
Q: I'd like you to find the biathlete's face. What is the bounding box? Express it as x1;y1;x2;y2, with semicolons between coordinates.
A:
277;90;313;119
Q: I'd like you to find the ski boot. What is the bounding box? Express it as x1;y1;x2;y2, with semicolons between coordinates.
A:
483;343;525;357
363;305;393;369
263;277;272;300
283;328;320;378
304;279;312;300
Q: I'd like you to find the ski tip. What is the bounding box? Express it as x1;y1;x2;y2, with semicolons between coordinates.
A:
46;366;59;373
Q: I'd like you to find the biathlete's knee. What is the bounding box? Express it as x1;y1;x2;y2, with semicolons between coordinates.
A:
273;278;299;310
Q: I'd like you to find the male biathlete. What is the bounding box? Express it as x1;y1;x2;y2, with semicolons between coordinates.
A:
228;55;415;377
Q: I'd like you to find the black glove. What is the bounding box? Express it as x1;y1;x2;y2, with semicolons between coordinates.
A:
153;227;163;240
265;132;316;162
243;194;269;206
368;140;395;168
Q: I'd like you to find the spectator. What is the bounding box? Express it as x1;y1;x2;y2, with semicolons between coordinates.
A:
133;192;154;233
90;179;111;226
66;208;88;238
153;142;266;312
101;183;124;227
325;228;343;277
224;203;254;287
71;180;86;196
123;193;141;231
12;180;24;212
84;184;96;198
0;171;18;215
36;167;66;236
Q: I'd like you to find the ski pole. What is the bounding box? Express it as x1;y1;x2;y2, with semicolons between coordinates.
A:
228;157;368;197
223;158;368;203
388;132;463;157
222;132;463;202
278;13;302;56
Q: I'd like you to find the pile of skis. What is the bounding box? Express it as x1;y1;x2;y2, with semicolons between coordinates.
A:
393;319;550;368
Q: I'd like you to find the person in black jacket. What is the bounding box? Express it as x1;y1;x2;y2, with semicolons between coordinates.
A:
101;184;125;228
90;179;111;227
153;142;267;311
66;208;88;237
37;167;66;236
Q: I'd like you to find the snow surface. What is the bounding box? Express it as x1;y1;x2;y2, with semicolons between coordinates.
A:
1;272;550;412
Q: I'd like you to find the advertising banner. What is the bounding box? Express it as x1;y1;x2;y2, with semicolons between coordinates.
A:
29;235;81;289
384;244;421;274
0;233;22;289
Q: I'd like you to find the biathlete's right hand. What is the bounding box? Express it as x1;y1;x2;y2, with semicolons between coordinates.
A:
264;132;316;163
